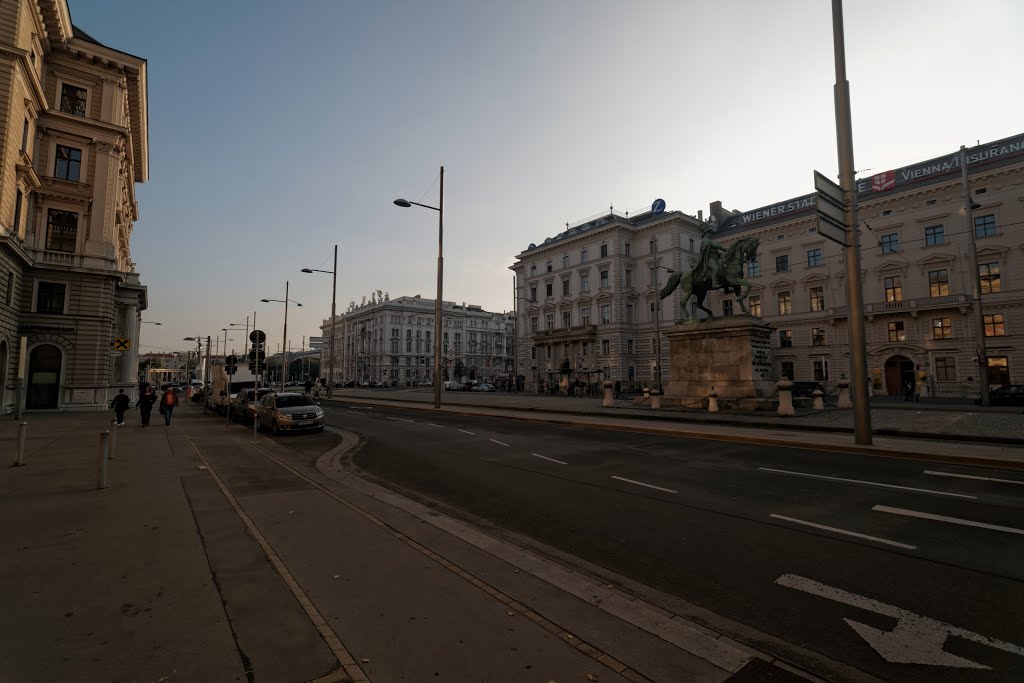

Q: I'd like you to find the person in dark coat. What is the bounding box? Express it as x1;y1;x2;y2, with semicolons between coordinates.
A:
111;389;131;425
138;385;157;427
304;379;313;395
614;380;621;400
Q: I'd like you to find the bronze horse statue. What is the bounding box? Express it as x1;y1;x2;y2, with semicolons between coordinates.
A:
659;234;760;320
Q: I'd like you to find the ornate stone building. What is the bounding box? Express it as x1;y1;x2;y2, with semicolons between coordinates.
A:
320;294;513;386
705;133;1024;398
0;1;148;412
509;205;704;393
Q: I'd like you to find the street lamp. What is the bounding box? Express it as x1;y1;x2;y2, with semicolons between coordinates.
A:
301;244;338;397
141;321;162;326
394;166;444;409
261;280;303;392
653;262;674;394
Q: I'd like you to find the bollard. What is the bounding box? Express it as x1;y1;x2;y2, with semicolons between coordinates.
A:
836;378;852;409
602;380;614;408
650;389;661;410
776;379;795;417
812;389;824;410
707;388;720;413
14;421;28;466
97;431;110;489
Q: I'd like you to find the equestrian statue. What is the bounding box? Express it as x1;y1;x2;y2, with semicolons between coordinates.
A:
659;225;760;321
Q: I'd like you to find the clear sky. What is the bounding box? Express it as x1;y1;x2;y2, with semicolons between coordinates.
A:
68;0;1024;356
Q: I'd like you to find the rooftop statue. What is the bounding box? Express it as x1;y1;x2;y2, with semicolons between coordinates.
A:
659;224;759;321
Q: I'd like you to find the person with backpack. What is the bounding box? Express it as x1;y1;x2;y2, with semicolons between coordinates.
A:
159;388;179;426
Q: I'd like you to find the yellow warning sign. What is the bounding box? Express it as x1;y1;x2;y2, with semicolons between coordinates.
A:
111;338;131;351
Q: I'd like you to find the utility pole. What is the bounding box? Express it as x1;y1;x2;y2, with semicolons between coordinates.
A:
328;244;337;397
512;275;517;392
653;246;664;394
961;145;990;406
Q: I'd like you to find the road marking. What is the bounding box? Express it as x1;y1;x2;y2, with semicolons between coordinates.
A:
345;410;364;415
757;467;976;499
458;429;475;435
611;475;677;494
924;470;1024;486
776;573;1024;669
769;514;916;550
490;438;510;447
873;505;1024;536
386;416;414;423
429;423;444;428
531;453;568;465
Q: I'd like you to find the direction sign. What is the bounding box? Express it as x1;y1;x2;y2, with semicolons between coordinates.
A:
111;338;131;351
816;217;848;247
250;329;266;344
814;170;845;204
813;170;849;247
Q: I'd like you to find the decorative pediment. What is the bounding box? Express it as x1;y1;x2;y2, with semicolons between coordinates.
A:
800;273;827;285
977;245;1009;259
916;252;956;268
873;259;908;274
768;278;795;290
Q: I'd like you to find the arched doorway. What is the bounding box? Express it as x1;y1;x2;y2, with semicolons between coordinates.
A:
884;355;915;398
26;344;62;409
0;340;7;409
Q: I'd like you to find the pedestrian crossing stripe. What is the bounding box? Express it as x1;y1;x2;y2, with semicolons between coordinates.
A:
111;338;131;351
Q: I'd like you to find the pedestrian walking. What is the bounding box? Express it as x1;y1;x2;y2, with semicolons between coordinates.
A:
138;385;157;426
313;378;322;400
304;378;313;395
111;389;131;425
159;388;179;426
614;380;621;400
903;380;914;402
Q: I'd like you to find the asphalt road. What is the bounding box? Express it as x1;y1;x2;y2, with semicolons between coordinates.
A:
324;399;1024;682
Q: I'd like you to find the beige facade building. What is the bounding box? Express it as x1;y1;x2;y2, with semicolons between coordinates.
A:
320;294;513;386
705;132;1024;398
0;1;148;412
510;205;704;393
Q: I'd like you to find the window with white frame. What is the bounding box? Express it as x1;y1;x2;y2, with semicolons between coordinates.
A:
60;83;87;116
600;304;611;324
35;281;66;314
45;209;78;252
979;263;1001;294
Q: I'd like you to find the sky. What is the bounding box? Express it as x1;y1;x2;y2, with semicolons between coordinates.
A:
68;0;1024;356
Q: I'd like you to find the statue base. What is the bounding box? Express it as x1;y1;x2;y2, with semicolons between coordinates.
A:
664;316;775;404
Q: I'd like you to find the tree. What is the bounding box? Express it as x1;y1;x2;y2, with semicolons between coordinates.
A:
454;359;465;381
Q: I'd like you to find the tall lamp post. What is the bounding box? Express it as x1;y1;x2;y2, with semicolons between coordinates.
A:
301;244;338;397
653;263;674;394
394;165;444;409
261;281;303;392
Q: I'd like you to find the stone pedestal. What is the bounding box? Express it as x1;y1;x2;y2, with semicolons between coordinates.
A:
664;317;775;404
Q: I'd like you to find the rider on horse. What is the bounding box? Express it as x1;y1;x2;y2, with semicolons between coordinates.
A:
692;222;728;289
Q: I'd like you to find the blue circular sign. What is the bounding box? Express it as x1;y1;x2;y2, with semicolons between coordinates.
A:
651;198;666;214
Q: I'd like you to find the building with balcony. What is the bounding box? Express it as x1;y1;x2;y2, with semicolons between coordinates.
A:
320;294;513;386
509;204;704;393
0;1;149;412
705;132;1024;398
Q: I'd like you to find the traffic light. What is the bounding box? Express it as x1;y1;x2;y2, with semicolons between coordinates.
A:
225;354;238;375
250;329;266;375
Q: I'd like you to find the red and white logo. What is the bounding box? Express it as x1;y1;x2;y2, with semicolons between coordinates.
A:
871;170;896;192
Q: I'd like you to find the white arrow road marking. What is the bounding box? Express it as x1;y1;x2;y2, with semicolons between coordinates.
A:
776;573;1024;669
531;453;567;465
924;470;1024;486
769;514;917;550
611;476;677;494
758;467;976;499
873;505;1024;536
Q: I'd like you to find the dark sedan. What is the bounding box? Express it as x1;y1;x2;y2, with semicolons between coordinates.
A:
977;385;1024;406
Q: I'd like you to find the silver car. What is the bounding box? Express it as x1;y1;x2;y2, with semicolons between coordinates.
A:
254;392;324;434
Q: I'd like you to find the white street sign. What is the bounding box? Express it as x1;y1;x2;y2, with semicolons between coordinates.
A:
776;574;1024;669
816;216;848;247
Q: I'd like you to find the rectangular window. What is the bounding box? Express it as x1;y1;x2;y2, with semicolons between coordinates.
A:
627;339;634;355
562;311;571;328
979;263;1001;294
748;295;761;317
35;281;66;314
562;255;569;268
722;300;733;316
812;327;826;346
45;209;78;252
881;233;900;254
600;270;609;288
884;275;903;303
747;259;760;277
13;190;22;233
529;286;536;302
624;242;631;256
809;286;824;312
813;360;828;381
625;304;634;323
21;118;28;151
581;249;588;263
780;361;794;380
778;291;791;315
530;316;537;333
983;313;1005;337
54;145;82;182
391;340;399;353
546;261;552;272
580;307;590;325
934;357;956;381
601;339;610;355
689;238;695;252
775;255;789;273
974;214;996;238
545;283;553;297
649;238;657;254
545;313;554;329
806;248;822;268
580;274;589;292
562;279;570;296
600;244;608;257
600;304;611;324
4;271;13;306
888;321;906;342
928;269;949;297
932;318;951;339
924;225;944;246
778;329;793;348
625;270;632;287
60;83;87;116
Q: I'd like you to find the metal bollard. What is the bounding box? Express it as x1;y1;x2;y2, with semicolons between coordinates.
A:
97;431;110;489
707;389;720;413
14;421;28;466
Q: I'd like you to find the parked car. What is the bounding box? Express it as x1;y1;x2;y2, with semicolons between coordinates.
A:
977;385;1024;406
254;392;325;434
230;387;275;424
471;383;495;392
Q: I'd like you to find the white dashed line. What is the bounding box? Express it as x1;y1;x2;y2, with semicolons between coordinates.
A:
770;514;917;550
924;470;1024;486
757;467;976;499
429;423;444;428
386;417;414;423
458;429;475;435
611;475;677;494
345;410;363;415
873;505;1024;536
531;453;568;465
490;439;510;447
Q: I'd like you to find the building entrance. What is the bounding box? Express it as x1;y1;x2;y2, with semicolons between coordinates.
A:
26;344;62;409
884;355;915;398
